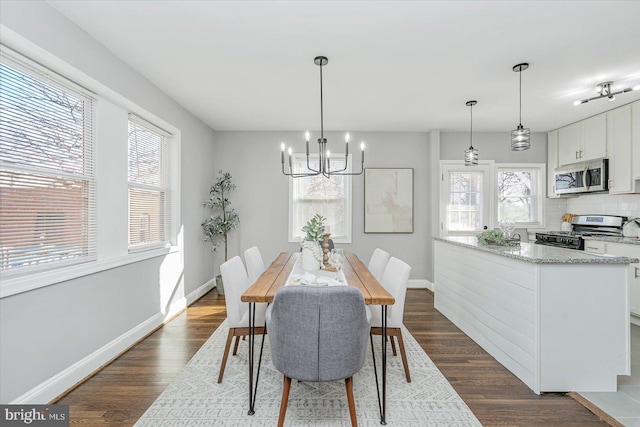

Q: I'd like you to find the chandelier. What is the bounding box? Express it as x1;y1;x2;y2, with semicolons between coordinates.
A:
280;56;365;178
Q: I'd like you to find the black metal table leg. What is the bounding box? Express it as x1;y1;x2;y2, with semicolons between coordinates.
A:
248;302;255;415
381;305;387;425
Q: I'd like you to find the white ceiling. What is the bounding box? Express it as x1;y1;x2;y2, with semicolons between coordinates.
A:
48;0;640;133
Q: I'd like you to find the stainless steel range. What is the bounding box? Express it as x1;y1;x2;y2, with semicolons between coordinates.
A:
535;214;627;250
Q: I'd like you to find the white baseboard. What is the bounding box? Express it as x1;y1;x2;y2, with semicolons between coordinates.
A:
408;279;433;291
11;279;216;404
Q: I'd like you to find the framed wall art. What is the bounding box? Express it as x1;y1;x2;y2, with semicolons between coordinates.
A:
364;168;414;233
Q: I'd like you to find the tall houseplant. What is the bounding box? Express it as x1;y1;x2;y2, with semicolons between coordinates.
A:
202;170;240;294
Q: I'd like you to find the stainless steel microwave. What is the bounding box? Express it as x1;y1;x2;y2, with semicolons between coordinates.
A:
554;158;609;195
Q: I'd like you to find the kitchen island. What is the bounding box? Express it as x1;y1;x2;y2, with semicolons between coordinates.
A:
434;236;639;394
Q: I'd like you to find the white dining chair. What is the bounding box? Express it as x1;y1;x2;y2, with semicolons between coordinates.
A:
218;255;267;383
244;246;265;283
368;248;390;282
370;256;412;382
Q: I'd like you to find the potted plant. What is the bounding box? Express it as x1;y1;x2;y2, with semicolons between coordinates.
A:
202;170;240;295
300;214;325;271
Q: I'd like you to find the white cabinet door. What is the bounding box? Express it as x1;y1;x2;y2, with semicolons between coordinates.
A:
581;114;607;162
633;101;640;180
605;243;640;317
557;114;607;167
547;130;559;198
558;122;581;166
607;104;633;194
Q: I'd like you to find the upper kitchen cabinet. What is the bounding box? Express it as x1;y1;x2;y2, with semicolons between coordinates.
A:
633;101;640;181
547;130;559;198
558;114;607;167
607;103;633;194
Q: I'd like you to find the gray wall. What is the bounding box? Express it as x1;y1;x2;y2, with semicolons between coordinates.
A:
0;1;217;402
214;131;432;281
440;132;548;163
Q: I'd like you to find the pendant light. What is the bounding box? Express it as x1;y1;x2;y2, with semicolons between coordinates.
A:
511;62;530;151
464;100;478;166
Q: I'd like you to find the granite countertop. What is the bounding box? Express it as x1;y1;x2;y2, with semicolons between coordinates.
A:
580;235;640;246
435;236;639;264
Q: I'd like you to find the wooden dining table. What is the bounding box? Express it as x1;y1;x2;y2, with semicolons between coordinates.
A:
241;251;395;424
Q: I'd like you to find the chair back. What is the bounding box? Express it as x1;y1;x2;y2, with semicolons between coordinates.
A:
381;257;412;328
244;246;265;283
368;248;390;281
220;256;251;328
266;286;370;382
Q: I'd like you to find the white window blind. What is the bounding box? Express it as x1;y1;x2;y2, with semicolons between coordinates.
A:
0;49;96;274
127;117;170;249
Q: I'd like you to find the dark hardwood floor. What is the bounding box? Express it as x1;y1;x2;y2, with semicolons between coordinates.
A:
55;289;608;426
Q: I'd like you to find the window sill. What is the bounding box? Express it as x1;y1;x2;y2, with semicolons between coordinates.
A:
0;246;179;299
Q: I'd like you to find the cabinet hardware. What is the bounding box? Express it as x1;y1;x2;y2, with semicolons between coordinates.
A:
576;151;579;159
636;266;639;279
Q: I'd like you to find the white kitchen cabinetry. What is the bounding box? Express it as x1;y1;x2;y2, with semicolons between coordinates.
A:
547;130;559;198
607;104;633;194
633;101;640;180
558;114;607;167
590;241;640;317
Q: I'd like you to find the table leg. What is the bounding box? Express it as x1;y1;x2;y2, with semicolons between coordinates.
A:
248;302;255;415
247;302;267;416
381;305;387;425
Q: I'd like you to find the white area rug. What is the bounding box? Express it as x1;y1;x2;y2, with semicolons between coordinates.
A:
135;319;482;426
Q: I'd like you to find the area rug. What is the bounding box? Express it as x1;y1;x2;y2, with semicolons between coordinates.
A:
135;319;482;426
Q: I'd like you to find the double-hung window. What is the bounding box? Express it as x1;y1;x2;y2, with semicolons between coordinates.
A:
496;164;545;227
440;161;546;235
0;50;96;274
288;154;352;243
127;117;171;250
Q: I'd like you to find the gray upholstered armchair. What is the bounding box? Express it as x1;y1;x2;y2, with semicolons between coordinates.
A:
266;285;371;427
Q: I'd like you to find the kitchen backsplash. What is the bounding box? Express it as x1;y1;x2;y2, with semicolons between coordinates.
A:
566;193;640;221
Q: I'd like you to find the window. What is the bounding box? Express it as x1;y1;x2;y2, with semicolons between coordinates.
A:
127;117;171;250
496;164;545;227
440;161;546;236
441;162;493;234
0;51;96;274
288;154;352;243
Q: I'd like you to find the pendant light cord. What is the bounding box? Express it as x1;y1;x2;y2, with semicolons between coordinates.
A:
469;103;473;149
519;69;522;126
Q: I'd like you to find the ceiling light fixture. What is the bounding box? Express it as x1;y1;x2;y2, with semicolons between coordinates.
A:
511;63;530;151
573;81;637;106
280;56;364;178
464;100;478;166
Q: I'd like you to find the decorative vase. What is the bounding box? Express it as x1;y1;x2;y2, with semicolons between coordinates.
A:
300;240;322;271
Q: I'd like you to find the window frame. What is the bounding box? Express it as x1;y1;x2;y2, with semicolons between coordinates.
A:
0;47;98;277
495;163;546;229
127;115;172;252
287;153;353;244
0;39;181;299
440;160;547;237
